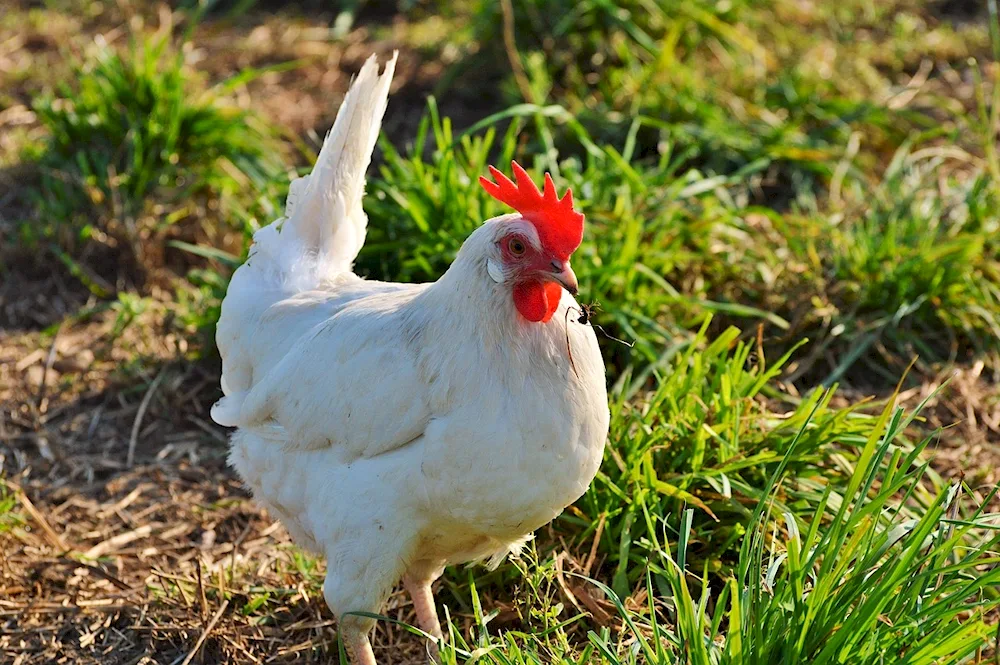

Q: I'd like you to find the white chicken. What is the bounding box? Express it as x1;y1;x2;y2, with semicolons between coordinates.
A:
210;53;609;665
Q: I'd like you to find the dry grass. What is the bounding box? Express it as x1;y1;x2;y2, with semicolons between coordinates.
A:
3;1;1000;663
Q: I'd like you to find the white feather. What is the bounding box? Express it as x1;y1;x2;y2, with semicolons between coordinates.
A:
284;52;396;274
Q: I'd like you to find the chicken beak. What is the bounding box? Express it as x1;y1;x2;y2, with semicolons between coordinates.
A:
549;261;579;296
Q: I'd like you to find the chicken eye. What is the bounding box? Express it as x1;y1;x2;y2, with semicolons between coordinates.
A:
508;238;526;256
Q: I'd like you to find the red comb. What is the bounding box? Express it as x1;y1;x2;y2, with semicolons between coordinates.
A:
479;161;584;261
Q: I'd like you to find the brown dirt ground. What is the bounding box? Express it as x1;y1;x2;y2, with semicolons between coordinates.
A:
0;5;527;664
2;3;999;665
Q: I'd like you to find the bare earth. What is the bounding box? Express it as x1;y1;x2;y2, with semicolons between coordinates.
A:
2;3;999;664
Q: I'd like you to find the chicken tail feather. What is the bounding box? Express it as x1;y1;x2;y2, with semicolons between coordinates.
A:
282;51;397;277
239;52;397;293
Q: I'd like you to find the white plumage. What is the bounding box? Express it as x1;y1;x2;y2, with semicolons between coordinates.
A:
211;53;609;665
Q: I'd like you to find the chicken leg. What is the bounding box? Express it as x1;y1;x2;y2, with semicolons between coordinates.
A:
343;624;377;665
403;566;445;660
322;528;410;665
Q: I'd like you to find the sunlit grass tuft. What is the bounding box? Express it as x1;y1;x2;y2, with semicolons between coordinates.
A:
25;27;286;290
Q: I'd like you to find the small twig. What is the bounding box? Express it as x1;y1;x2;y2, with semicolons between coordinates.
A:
582;514;606;577
229;520;254;579
566;574;614;626
186;415;228;443
553;551;585;615
179;599;229;665
221;634;263;665
87;403;104;438
0;599;132;612
196;558;208;621
755;322;766;373
83;524;153;559
9;481;68;551
95;485;144;519
217;566;226;608
57;556;134;592
127;367;167;468
15;349;45;372
36;323;63;414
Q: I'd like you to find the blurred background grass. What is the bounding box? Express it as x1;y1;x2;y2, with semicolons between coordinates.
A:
1;1;999;663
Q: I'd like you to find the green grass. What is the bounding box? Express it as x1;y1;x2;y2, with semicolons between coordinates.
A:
22;27;287;293
824;150;1000;375
461;0;1000;381
574;322;845;594
428;395;1000;664
363;98;1000;382
471;0;993;172
7;0;1000;662
0;479;25;535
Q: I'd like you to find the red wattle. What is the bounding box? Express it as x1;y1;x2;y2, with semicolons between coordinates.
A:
513;281;562;323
